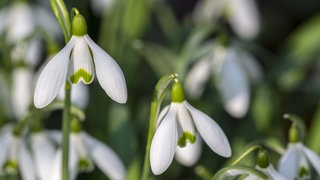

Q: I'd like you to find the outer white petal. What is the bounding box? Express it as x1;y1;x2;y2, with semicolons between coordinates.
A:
236;49;262;84
85;133;126;179
228;0;260;39
7;3;35;43
84;35;127;103
18;141;36;180
175;134;202;166
302;145;320;175
156;105;170;128
0;133;10;168
47;130;62;144
185;57;212;99
150;105;178;175
11;68;32;119
184;101;231;157
218;48;249;118
278;144;299;180
51;148;78;180
31;132;55;180
68;36;95;84
34;38;74;108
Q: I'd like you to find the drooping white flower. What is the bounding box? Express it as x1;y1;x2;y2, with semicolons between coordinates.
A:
50;131;126;180
34;14;127;108
193;0;260;39
30;131;56;180
150;81;231;175
0;125;36;180
278;142;320;179
185;43;262;118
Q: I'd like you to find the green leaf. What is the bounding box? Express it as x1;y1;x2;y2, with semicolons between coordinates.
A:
134;42;177;77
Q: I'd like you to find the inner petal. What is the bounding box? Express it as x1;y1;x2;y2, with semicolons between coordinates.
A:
68;36;95;84
176;103;196;147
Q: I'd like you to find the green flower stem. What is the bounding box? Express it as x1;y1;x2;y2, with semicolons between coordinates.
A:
62;82;72;180
231;145;262;166
141;74;177;180
50;0;71;43
212;165;268;180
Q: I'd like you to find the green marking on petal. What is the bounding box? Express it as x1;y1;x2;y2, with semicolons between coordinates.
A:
3;159;18;173
299;166;309;178
178;131;196;147
78;157;94;172
70;68;93;84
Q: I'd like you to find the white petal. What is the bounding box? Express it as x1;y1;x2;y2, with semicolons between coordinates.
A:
57;83;89;109
51;150;62;180
185;57;212;99
51;148;78;180
25;38;42;68
34;38;74;108
176;103;196;139
68;36;95;84
31;132;55;180
18;141;36;180
218;48;250;118
11;68;32;119
156;105;170;128
228;0;260;39
303;145;320;175
236;49;262;84
256;165;287;180
175;134;202;166
47;130;62;144
278;144;299;180
184;101;231;157
85;35;127;103
85;134;126;179
0;134;10;168
150;105;178;175
7;3;35;43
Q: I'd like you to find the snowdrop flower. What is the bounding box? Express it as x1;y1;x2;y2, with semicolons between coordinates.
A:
185;43;262;118
193;0;260;39
50;130;126;180
0;125;36;180
150;80;231;175
11;67;33;120
278;123;320;179
30;131;56;180
34;13;127;108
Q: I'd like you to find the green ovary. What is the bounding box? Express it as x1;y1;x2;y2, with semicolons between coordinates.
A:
70;68;93;84
3;159;18;173
178;132;196;147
